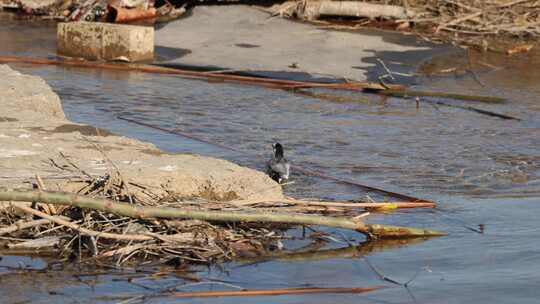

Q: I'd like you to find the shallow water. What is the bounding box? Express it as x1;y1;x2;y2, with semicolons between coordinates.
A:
1;16;540;303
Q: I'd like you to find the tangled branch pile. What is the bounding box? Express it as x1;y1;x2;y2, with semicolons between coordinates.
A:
0;154;441;267
270;0;540;49
0;171;282;265
407;0;540;47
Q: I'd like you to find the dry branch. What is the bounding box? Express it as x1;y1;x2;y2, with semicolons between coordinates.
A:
0;189;446;238
12;204;196;243
0;218;58;236
13;204;154;241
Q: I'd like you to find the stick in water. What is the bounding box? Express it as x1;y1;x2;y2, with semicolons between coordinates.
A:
0;189;446;238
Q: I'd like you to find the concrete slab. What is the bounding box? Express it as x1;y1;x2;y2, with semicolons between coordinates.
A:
57;22;154;62
0;65;282;202
155;5;430;80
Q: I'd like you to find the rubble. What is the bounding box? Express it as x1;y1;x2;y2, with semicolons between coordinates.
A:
1;0;184;23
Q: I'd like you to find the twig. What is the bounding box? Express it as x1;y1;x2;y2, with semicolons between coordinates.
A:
377;58;396;81
364;257;402;285
90;142;134;204
35;174;57;215
436;11;483;33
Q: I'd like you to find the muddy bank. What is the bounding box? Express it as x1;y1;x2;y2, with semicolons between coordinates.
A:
0;64;283;201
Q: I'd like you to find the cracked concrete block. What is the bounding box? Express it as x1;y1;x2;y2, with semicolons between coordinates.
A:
57;22;154;62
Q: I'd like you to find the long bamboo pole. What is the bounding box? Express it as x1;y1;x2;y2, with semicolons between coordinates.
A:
231;197;436;209
0;189;445;238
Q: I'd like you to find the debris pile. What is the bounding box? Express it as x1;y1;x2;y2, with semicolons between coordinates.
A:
1;0;537;49
0;157;442;266
0;0;185;23
267;0;540;50
406;0;540;49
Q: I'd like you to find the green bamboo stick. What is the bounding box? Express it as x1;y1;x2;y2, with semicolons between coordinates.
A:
0;188;446;239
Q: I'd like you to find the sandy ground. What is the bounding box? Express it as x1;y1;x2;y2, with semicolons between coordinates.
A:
0;65;283;201
155;5;430;80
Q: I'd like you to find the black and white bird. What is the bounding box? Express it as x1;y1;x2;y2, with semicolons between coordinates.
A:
266;142;290;184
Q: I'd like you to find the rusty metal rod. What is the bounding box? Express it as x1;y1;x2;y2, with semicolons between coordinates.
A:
0;56;389;91
0;56;507;104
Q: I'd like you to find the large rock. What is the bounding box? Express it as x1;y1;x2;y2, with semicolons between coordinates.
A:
0;65;282;201
0;65;65;119
57;22;154;62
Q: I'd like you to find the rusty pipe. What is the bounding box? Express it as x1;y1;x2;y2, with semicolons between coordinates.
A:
107;4;156;23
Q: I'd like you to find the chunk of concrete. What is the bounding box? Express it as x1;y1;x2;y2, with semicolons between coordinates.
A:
0;65;283;203
57;22;154;62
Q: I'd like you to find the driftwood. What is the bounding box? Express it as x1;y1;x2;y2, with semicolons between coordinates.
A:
300;1;415;21
0;189;445;238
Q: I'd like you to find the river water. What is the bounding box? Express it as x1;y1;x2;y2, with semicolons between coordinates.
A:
1;16;540;303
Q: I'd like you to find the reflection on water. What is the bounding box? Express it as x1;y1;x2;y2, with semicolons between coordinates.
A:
1;17;540;304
